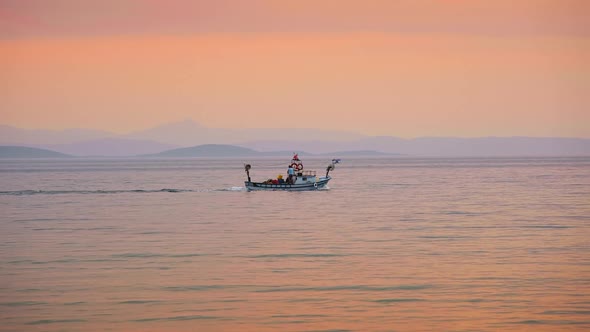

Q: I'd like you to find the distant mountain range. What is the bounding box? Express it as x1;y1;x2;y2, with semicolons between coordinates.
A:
1;120;589;157
124;119;366;146
34;138;179;157
0;144;393;158
0;125;113;145
240;136;590;156
0;120;364;156
0;146;72;158
144;144;260;157
143;144;394;157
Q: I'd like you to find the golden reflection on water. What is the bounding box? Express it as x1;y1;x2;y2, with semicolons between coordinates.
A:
0;157;589;331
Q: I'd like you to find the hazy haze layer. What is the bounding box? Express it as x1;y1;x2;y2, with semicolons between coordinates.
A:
0;1;588;137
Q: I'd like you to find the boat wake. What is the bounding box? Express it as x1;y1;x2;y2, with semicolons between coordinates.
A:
0;189;197;196
219;186;247;192
1;186;312;196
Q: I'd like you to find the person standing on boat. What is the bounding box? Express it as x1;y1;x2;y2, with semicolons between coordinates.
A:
287;164;295;184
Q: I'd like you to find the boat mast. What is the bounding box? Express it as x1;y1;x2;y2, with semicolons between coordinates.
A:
326;162;335;177
244;164;251;182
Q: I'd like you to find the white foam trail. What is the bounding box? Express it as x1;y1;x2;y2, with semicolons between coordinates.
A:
0;189;195;196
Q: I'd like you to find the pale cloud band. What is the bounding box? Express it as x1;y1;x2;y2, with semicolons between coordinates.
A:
2;0;588;38
0;1;588;137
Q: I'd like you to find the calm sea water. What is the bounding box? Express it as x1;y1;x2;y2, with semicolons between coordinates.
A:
1;157;589;332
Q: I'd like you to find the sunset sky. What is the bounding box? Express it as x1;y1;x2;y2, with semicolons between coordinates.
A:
1;0;588;137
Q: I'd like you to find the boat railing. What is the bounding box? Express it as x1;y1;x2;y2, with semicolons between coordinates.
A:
300;170;316;177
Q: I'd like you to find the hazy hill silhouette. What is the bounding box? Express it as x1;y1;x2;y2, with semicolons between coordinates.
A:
145;144;401;158
241;137;590;156
35;138;179;157
144;144;261;157
0;146;72;158
125;119;366;146
2;121;589;157
0;125;113;145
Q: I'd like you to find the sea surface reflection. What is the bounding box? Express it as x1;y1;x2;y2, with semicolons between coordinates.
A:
1;157;589;331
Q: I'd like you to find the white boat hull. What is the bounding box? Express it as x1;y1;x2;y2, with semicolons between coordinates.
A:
245;177;331;191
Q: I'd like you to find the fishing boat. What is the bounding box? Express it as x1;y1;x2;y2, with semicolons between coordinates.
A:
244;154;337;191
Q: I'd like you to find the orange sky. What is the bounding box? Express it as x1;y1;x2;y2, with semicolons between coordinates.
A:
1;0;589;137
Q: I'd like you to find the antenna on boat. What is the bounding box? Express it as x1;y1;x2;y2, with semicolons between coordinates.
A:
244;164;251;182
